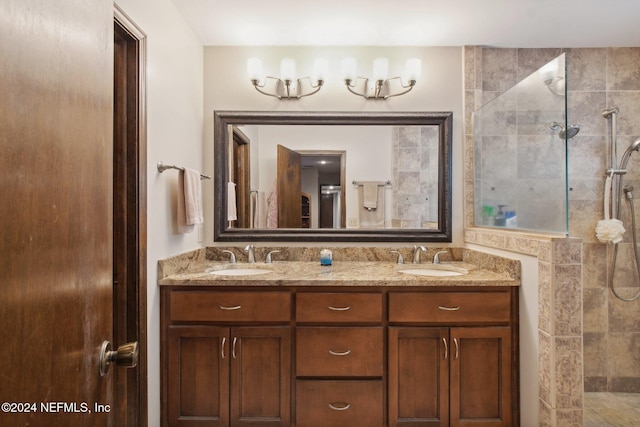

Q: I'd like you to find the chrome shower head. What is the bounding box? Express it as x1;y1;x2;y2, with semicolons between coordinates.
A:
549;122;580;140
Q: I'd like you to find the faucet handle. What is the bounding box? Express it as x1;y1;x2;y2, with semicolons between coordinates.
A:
433;250;449;264
221;250;236;263
265;250;281;263
390;250;404;264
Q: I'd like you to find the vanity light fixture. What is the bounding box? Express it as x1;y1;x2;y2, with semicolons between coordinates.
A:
247;57;327;99
342;57;421;99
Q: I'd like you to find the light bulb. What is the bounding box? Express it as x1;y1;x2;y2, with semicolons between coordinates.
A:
404;58;421;83
280;58;296;82
313;58;328;83
247;58;263;82
341;57;357;81
372;57;389;82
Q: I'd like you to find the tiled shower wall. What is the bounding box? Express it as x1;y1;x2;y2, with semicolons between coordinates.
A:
465;46;640;426
465;46;640;397
391;126;439;228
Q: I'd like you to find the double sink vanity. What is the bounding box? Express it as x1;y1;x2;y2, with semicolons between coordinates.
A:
159;246;520;427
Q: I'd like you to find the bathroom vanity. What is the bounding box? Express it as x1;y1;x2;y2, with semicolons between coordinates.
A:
158;248;520;427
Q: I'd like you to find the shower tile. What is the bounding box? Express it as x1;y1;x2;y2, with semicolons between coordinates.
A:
517;48;563;82
567;179;602;201
553;264;582;336
539;261;553;334
583;288;608;332
582;243;607;289
555;409;583;427
554;336;583;409
584;376;607;392
608;296;640;332
539;399;553;427
607;47;640;91
608;377;640;393
482;47;517;92
607;91;640;136
567;91;608;137
539;330;553;404
567;135;607;180
464;46;476;91
565;48;607;92
607;333;640;377
552;239;582;264
569;200;602;244
584;333;608;377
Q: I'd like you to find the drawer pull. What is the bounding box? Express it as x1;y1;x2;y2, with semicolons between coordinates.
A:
221;337;227;359
438;305;461;311
328;403;351;411
442;337;448;360
328;349;351;356
453;337;459;360
232;337;238;359
219;305;242;311
328;305;351;311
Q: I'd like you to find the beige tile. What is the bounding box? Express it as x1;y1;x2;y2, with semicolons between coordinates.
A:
582;243;607;289
517;48;563;81
583;288;608;333
538;261;553;334
565;48;607;92
607;47;640;90
553;264;583;336
539;330;553;405
607;91;640;136
607;333;640;377
481;48;518;92
554;337;583;409
583;333;608;377
566;91;608;137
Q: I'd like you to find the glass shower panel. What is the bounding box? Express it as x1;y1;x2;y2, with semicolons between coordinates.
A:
473;53;568;234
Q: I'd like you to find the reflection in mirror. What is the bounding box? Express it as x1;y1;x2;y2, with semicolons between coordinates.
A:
214;111;452;242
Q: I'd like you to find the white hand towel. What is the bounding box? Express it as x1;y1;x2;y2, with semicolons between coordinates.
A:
227;182;237;221
363;183;378;210
183;168;203;225
177;171;194;233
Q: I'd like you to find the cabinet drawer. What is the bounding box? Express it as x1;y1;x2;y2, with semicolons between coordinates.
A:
296;380;383;427
169;291;290;322
389;291;511;323
296;292;382;323
296;327;383;377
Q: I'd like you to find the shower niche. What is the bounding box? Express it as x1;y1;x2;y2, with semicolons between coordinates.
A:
473;53;571;234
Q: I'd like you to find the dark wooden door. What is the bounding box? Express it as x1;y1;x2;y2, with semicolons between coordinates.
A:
276;144;302;228
449;327;512;427
388;327;449;427
167;326;230;427
0;0;115;426
230;327;291;427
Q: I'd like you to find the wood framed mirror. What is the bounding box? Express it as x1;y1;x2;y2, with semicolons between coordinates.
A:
213;111;452;242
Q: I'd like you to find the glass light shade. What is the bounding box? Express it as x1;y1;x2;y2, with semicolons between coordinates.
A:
372;57;389;81
313;58;328;83
405;58;422;82
341;57;357;81
280;58;296;82
247;58;263;81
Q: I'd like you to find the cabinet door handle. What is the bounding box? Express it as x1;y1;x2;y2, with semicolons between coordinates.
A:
219;305;242;310
328;305;350;311
221;337;227;359
328;349;351;356
453;337;459;360
438;305;461;311
232;337;238;359
328;403;351;411
442;337;448;360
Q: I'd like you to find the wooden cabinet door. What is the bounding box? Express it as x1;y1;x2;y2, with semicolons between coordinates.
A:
168;326;230;427
230;327;291;427
449;327;512;427
388;327;449;427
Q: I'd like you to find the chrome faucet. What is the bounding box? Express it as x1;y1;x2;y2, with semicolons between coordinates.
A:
413;245;426;264
265;250;281;263
390;250;404;264
433;250;448;264
221;250;236;263
244;244;255;263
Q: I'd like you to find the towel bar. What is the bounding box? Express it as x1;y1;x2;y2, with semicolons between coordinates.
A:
157;161;211;180
352;180;391;186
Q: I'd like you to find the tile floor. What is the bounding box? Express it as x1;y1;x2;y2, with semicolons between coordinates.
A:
584;392;640;427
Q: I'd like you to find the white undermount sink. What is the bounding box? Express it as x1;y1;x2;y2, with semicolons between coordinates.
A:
398;265;468;277
209;268;273;276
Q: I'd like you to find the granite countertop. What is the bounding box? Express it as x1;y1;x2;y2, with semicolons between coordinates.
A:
158;260;520;288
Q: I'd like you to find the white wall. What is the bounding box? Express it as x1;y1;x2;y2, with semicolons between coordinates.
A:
203;46;464;246
113;2;203;426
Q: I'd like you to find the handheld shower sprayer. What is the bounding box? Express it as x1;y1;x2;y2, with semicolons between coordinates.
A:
624;185;634;201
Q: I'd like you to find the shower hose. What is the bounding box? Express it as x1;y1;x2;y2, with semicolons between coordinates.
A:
610;188;640;301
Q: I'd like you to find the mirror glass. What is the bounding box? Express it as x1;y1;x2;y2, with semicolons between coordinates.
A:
214;111;452;242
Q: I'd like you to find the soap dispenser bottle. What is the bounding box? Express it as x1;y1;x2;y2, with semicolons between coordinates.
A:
495;204;507;226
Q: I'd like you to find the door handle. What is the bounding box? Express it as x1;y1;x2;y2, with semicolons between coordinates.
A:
99;341;139;376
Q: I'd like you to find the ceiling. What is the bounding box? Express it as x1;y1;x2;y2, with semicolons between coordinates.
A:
172;0;640;48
